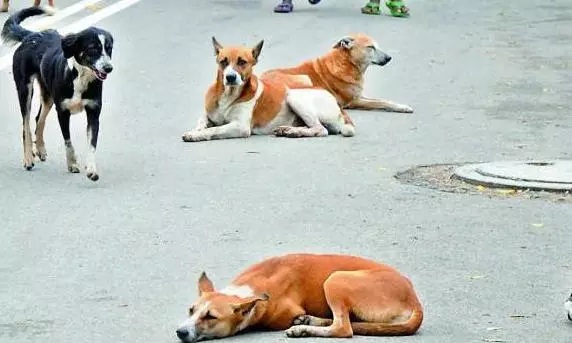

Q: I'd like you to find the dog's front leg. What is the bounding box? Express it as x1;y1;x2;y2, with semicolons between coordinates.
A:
347;96;413;113
182;121;250;142
194;112;212;131
56;109;80;173
85;105;101;181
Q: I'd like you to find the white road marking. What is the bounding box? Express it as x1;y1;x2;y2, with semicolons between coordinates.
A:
0;0;143;70
0;0;104;67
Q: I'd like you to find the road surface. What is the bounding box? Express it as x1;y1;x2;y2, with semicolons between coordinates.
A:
0;0;571;342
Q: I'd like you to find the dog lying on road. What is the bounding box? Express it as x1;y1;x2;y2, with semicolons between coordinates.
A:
181;37;354;142
176;253;423;342
263;33;413;114
1;7;114;181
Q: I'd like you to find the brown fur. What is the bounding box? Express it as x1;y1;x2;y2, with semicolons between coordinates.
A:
178;254;423;341
262;33;413;114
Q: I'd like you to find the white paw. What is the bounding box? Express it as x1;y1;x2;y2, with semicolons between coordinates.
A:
397;104;414;113
292;315;311;326
285;325;311;338
182;130;207;142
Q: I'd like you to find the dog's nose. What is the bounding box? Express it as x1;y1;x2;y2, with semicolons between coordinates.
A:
103;65;113;73
385;55;392;63
176;328;189;340
225;73;237;83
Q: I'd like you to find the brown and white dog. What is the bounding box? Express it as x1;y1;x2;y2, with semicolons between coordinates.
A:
181;37;355;142
176;253;423;342
262;33;413;114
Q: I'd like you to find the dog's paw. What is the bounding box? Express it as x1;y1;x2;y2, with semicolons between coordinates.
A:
23;156;35;171
34;147;47;162
68;164;80;173
396;104;414;113
273;126;301;138
182;131;206;142
86;172;99;182
292;315;311;326
285;325;311;338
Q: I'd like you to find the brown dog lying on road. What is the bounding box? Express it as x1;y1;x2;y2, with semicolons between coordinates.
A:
176;253;423;342
262;33;413;114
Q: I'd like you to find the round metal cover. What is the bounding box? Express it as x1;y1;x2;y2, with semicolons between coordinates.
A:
453;160;572;191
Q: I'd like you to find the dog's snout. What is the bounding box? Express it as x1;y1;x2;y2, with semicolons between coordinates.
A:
176;328;189;340
225;73;237;83
384;55;392;63
103;65;113;73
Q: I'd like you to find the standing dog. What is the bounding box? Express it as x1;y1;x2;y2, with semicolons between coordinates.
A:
176;253;423;342
2;7;114;181
1;0;54;12
262;33;413;114
181;37;354;142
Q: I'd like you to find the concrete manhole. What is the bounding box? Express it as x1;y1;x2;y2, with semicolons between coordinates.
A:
454;160;572;191
395;161;572;203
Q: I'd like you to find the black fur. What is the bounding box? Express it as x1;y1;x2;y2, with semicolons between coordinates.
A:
1;7;114;181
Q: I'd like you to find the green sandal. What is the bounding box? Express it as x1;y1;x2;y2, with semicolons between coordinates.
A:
361;2;381;15
385;0;410;17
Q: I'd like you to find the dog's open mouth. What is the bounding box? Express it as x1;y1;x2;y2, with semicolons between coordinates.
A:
92;69;108;81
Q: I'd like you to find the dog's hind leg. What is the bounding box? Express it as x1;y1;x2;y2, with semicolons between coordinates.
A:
346;96;413;113
56;109;79;173
285;269;423;338
34;86;53;162
16;79;35;170
273;89;330;138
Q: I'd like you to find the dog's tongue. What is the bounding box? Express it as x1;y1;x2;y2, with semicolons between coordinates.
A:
94;70;107;81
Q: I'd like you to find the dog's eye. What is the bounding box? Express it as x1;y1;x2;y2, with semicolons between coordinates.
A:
188;307;195;316
203;312;217;320
219;58;229;68
237;58;247;67
367;45;375;50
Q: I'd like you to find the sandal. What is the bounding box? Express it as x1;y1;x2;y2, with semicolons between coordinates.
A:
274;1;294;13
385;0;410;17
361;2;381;15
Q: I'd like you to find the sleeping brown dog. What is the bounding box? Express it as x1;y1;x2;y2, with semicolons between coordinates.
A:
1;0;54;12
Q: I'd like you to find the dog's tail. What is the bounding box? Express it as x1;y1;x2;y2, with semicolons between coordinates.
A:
1;7;50;45
350;307;423;336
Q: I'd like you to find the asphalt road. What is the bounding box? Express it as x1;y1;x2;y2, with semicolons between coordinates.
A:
1;0;571;342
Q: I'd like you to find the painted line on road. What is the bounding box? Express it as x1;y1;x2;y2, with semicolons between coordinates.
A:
0;0;143;71
0;0;104;68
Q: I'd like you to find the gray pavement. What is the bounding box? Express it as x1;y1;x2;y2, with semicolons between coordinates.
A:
1;0;571;342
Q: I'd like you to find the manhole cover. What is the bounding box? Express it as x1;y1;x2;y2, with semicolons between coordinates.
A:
454;160;572;191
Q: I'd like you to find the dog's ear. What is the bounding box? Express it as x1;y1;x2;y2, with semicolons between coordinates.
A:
61;33;79;58
212;36;223;56
230;293;269;317
333;36;354;50
198;272;215;296
251;40;264;62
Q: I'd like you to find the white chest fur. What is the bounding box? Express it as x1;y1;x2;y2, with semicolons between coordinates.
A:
208;81;263;126
61;60;98;114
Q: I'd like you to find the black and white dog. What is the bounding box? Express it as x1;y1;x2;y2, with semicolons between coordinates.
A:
1;7;114;181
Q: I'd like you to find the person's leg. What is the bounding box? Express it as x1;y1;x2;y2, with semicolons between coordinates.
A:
385;0;410;17
274;0;294;13
361;0;381;15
